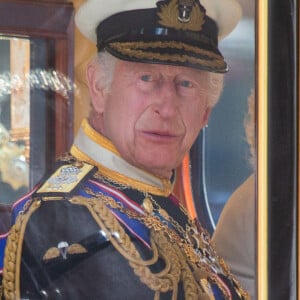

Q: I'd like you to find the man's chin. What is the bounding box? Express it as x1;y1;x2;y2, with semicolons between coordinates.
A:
136;157;177;178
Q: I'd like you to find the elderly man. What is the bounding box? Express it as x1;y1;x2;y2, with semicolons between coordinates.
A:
1;0;249;299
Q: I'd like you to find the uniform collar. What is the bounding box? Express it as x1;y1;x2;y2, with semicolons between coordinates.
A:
70;119;174;196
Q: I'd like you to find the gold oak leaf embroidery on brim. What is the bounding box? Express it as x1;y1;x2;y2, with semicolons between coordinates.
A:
109;41;226;70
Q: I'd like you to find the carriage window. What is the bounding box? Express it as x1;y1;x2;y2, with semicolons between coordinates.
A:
0;37;30;204
0;36;74;203
190;5;255;233
0;1;74;232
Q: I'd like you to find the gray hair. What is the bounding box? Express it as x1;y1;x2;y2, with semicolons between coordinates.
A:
90;51;117;94
88;51;117;124
207;72;224;107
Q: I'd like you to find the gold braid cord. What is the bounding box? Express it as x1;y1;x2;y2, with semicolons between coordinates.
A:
71;196;183;298
71;196;217;299
2;200;41;300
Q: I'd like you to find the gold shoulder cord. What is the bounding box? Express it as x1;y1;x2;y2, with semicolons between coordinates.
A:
2;199;40;300
71;196;212;300
84;189;250;300
73;194;235;300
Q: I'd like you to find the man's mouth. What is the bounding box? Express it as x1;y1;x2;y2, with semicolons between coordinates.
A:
139;130;180;141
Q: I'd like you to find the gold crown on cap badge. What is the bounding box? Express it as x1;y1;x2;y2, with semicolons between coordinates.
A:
157;0;205;31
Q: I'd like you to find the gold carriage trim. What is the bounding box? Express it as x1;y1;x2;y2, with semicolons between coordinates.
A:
109;41;226;69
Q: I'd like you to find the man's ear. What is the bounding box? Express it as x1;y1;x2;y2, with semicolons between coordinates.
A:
201;107;212;128
86;62;106;113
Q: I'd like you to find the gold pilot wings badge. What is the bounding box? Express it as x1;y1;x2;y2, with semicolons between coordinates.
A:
43;241;88;261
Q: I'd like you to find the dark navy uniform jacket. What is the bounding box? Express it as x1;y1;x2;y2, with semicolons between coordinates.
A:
0;120;249;299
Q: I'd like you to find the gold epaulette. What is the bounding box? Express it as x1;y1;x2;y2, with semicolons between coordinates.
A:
35;161;97;198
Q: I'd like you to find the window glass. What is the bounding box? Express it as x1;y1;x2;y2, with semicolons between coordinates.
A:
190;13;255;232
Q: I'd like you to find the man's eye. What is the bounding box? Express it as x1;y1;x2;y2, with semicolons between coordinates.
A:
140;74;152;82
179;80;193;88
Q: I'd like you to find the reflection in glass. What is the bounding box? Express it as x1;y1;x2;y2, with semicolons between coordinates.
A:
190;16;255;233
0;37;29;205
0;36;74;206
205;17;255;226
0;0;74;236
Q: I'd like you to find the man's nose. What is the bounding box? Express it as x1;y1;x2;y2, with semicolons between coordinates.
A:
154;80;179;117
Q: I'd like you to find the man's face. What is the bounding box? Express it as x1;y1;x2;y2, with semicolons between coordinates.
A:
91;60;212;178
